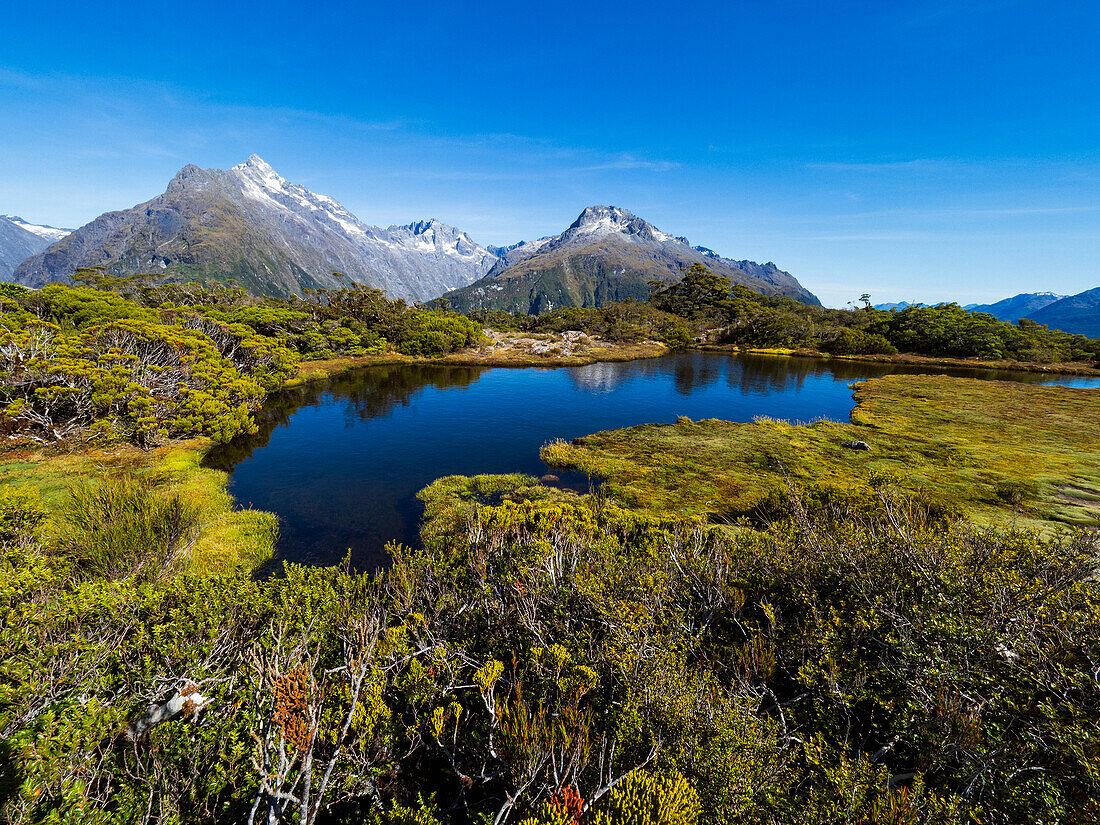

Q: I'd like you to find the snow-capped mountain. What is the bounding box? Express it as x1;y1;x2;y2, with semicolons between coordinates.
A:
14;156;496;300
0;215;72;281
1;215;71;243
1026;287;1100;337
444;205;819;314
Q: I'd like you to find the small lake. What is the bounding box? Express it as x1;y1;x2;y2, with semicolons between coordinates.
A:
204;352;1100;571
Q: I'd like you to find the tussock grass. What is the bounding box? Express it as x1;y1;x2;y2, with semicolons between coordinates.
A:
0;438;278;575
60;474;201;579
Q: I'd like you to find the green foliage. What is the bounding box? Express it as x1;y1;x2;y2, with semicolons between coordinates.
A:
0;284;300;445
529;300;691;347
649;263;734;321
395;311;482;356
2;450;1098;823
0;316;269;444
820;326;897;355
591;770;700;825
0;485;48;548
695;280;1099;362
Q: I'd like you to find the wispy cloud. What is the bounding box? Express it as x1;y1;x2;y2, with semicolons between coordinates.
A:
889;0;1025;32
572;154;680;173
805;159;954;173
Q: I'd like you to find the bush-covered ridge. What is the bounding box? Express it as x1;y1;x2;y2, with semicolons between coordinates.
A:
646;264;1100;363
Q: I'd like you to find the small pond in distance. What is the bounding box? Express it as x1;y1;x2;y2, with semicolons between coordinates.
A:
204;352;1100;571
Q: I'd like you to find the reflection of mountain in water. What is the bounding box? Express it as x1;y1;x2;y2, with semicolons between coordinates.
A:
204;365;485;470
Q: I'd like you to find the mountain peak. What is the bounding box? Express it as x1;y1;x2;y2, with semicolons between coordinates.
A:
231;154;284;185
12;157;495;300
566;205;676;245
167;163;212;192
238;154;276;174
571;205;636;229
406;218;446;234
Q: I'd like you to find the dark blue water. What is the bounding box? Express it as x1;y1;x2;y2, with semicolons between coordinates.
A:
204;352;1100;570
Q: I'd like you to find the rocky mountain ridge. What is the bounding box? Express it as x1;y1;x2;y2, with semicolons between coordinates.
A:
443;205;820;313
13;156;496;301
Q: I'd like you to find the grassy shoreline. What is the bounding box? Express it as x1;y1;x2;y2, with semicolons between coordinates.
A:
542;373;1100;532
707;344;1100;377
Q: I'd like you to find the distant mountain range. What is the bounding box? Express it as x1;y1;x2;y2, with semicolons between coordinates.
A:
873;301;923;311
6;160;819;310
442;205;820;313
11;156;497;301
1026;288;1100;338
963;290;1100;337
0;215;71;280
965;292;1066;321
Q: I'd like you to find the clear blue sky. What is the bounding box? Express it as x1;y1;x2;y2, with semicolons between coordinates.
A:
2;0;1097;306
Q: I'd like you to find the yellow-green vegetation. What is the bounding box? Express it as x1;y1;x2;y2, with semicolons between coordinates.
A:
3;403;1099;822
0;438;277;574
650;267;1100;363
723;346;1100;377
542;374;1100;530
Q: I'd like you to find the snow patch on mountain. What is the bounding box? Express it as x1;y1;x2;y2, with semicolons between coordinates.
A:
1;215;71;242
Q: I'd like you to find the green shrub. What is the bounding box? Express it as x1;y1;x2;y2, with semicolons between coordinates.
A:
821;327;898;355
0;485;48;548
590;770;700;825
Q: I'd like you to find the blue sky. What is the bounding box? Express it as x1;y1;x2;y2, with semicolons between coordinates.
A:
1;0;1097;307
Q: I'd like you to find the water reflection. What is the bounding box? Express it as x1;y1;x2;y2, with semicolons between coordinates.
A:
205;365;486;471
205;352;1100;572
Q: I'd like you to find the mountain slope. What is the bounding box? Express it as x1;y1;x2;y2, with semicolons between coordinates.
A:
13;156;496;301
443;206;819;313
0;216;72;281
968;292;1065;322
1026;288;1100;337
